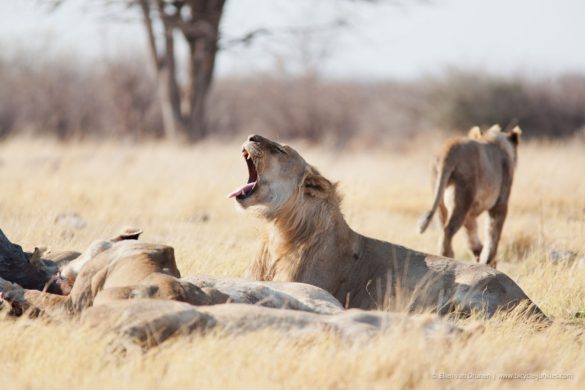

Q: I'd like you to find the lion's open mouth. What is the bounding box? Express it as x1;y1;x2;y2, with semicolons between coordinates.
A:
227;148;258;200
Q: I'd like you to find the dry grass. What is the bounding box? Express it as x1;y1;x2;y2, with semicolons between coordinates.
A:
0;137;584;389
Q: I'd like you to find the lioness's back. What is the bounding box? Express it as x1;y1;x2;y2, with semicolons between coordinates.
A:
419;126;521;267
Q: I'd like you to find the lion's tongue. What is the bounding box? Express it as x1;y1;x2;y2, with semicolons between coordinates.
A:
227;182;256;199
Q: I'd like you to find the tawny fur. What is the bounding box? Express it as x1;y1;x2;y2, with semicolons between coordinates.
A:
418;125;522;268
0;235;348;318
0;241;211;318
235;134;542;319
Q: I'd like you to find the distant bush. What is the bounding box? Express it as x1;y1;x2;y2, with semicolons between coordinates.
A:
1;49;584;142
428;71;585;138
209;75;430;146
0;50;161;140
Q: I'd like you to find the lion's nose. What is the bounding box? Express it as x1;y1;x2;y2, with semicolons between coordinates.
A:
247;134;262;143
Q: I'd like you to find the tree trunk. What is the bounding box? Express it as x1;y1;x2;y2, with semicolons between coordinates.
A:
139;0;225;142
183;0;224;140
0;229;54;292
186;38;210;140
158;0;188;140
139;0;184;140
156;67;185;140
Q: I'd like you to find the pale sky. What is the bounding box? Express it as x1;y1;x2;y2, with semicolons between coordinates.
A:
1;0;584;79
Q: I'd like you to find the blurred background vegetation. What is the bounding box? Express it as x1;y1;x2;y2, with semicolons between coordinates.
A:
2;49;583;145
1;1;584;146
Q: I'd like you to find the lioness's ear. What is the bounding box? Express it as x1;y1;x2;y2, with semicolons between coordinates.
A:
486;124;502;135
303;166;333;198
468;126;482;139
110;227;143;242
507;126;522;145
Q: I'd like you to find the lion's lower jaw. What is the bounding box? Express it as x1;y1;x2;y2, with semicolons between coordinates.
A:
235;201;268;216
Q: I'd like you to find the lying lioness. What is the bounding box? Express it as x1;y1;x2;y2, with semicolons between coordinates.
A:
229;135;545;318
0;241;211;317
0;237;346;317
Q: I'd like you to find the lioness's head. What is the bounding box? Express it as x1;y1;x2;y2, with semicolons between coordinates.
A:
469;125;522;164
228;135;335;218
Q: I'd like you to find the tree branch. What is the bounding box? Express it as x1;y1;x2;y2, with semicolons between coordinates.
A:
138;0;161;70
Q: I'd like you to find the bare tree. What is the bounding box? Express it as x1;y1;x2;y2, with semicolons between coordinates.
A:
47;0;418;142
137;0;225;141
49;0;224;141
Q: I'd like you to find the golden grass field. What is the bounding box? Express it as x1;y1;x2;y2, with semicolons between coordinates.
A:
0;136;584;389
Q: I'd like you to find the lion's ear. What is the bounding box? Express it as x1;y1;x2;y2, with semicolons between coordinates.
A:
303;166;333;198
468;126;482;139
507;126;522;145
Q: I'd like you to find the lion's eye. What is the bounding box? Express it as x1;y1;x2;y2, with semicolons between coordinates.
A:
270;145;287;154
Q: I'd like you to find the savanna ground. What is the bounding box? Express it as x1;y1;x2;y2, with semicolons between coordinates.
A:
0;136;584;389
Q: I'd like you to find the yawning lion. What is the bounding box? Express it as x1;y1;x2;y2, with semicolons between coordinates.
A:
230;135;544;319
